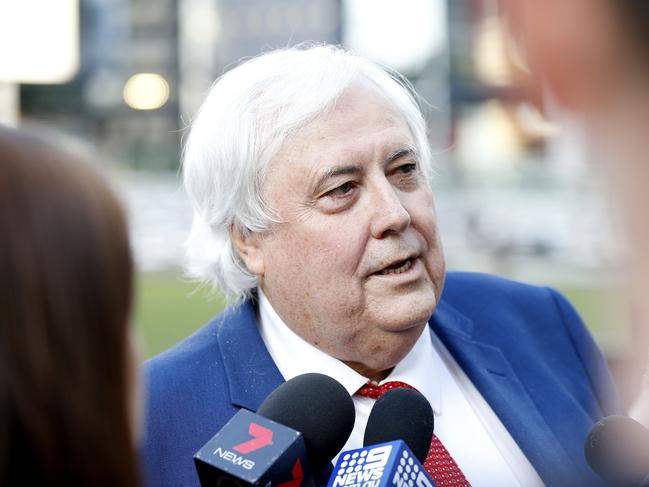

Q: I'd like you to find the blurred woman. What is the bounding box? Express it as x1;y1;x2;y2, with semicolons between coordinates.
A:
0;126;139;485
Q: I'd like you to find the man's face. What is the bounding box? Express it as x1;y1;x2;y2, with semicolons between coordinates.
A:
246;84;445;377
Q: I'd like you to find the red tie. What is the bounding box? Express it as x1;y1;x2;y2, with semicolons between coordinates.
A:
357;381;472;487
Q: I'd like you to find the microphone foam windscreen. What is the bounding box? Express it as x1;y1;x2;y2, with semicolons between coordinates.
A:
257;373;355;469
584;414;649;486
363;387;434;464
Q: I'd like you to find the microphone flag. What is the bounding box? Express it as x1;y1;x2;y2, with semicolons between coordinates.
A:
194;408;315;486
328;441;437;487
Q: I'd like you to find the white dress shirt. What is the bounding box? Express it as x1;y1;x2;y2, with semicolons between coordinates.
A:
257;290;544;487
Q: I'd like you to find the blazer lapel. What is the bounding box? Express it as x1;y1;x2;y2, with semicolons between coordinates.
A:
430;302;582;486
214;300;335;485
216;300;285;411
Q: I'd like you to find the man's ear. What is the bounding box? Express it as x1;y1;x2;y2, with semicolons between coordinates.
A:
230;224;265;276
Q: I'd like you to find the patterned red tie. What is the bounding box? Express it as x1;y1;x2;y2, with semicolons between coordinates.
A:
357;381;471;487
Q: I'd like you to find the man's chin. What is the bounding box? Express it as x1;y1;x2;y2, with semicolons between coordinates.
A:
371;292;437;331
345;327;425;379
366;281;437;320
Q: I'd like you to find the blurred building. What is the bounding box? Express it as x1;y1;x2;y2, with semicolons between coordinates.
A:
20;0;179;169
178;0;342;119
18;0;343;171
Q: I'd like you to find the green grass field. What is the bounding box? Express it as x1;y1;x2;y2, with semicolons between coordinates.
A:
134;272;630;360
134;273;226;358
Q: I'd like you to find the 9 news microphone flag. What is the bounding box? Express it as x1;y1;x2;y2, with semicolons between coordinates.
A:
194;408;315;486
328;441;437;487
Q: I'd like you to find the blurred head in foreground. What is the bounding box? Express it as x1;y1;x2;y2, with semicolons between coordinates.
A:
0;127;139;486
503;0;649;410
504;0;649;268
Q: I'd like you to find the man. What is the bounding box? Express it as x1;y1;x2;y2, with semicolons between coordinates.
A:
143;45;618;486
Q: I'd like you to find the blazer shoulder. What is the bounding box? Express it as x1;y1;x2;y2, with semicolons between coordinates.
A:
440;271;620;415
145;304;257;413
146;314;223;375
441;271;557;312
141;307;246;487
444;270;547;291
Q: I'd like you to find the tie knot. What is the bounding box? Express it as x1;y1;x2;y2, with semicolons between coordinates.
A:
356;380;417;399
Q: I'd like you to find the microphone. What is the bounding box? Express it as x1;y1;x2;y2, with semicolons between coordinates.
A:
194;373;356;486
584;415;649;487
328;387;437;487
257;373;357;471
363;387;434;464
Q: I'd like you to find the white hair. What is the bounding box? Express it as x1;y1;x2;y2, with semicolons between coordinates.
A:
183;43;434;302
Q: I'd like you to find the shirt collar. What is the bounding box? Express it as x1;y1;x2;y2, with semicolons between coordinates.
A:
257;289;441;414
384;326;441;414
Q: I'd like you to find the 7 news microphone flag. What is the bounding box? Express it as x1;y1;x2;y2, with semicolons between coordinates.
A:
193;373;355;486
194;408;314;486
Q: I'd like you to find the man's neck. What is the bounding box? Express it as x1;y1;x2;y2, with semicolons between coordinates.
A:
342;361;393;383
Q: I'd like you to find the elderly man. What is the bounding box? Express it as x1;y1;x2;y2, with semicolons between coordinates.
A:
143;45;618;487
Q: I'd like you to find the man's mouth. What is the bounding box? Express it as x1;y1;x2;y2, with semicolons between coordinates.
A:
377;258;413;276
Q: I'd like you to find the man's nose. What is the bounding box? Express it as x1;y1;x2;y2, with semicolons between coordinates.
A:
369;182;411;239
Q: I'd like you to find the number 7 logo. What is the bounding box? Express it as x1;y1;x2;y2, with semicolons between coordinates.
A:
233;422;274;454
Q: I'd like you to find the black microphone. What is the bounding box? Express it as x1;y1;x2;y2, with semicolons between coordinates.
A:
363;387;434;464
328;387;437;487
194;373;355;486
584;415;649;487
257;373;357;471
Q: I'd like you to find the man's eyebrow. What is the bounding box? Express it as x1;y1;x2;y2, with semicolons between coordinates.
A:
385;146;418;165
313;165;362;195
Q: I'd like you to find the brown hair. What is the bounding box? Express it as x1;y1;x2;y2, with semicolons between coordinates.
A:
0;127;138;486
615;1;649;63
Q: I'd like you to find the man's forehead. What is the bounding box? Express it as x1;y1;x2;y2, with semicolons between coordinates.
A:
293;104;412;154
264;84;417;182
320;86;404;130
279;117;416;180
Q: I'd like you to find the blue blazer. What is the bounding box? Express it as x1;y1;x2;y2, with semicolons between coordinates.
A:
142;272;619;486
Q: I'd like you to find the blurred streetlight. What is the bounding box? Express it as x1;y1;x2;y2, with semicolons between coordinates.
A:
123;73;170;111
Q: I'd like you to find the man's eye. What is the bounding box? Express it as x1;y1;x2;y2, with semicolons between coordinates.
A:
396;163;417;174
325;181;355;197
